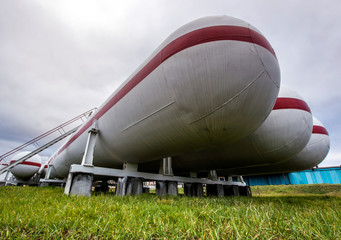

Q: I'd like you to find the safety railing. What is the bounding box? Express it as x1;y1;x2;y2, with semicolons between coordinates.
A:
0;108;97;162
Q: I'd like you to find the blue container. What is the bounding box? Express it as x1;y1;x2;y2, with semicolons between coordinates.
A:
244;167;341;186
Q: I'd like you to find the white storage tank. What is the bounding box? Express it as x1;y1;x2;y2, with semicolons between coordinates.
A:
170;86;313;175
279;116;330;171
10;152;41;181
246;86;313;163
49;15;280;178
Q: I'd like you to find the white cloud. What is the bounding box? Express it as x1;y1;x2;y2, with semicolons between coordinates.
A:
320;150;341;167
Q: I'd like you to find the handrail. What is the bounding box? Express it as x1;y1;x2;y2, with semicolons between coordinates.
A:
0;126;80;175
0;108;97;162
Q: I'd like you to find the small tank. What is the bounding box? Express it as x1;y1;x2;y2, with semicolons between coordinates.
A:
246;85;313;163
283;116;330;171
9;151;42;181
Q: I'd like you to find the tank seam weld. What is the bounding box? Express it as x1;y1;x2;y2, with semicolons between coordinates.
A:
189;69;266;125
121;101;176;132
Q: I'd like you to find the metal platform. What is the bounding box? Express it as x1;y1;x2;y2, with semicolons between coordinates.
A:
60;163;250;197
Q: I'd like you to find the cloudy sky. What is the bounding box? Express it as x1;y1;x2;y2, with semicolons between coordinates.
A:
1;0;340;166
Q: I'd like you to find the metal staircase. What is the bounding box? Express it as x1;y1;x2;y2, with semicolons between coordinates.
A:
0;108;97;175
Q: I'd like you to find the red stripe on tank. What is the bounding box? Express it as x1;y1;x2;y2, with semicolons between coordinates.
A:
50;25;277;162
10;161;41;167
273;98;311;113
313;125;329;135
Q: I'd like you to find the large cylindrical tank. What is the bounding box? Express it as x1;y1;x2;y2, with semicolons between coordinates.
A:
290;117;330;170
49;15;280;178
168;86;313;174
244;86;313;162
10;152;42;181
215;87;313;176
290;117;330;171
241;116;329;174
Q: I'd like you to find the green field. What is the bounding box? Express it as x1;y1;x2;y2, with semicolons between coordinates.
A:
0;184;340;239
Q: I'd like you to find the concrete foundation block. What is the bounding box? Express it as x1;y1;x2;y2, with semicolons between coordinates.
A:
184;183;203;197
126;177;143;196
133;178;143;195
167;181;178;196
184;183;194;197
126;178;133;195
70;173;93;197
233;185;240;196
156;181;167;196
116;177;128;196
217;184;224;197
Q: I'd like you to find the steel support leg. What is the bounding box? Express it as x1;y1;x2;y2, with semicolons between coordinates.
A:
208;170;218;181
126;177;143;196
64;172;74;195
81;119;99;167
159;157;173;176
66;120;99;196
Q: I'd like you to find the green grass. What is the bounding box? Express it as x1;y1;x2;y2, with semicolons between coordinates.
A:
0;185;340;239
252;184;341;197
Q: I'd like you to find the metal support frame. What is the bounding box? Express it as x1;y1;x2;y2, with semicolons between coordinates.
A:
81;119;99;167
44;165;52;180
0;171;10;185
65;120;99;196
159;157;173;176
64;163;248;196
68;164;246;186
64;172;74;194
61;132;249;197
208;170;218;181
